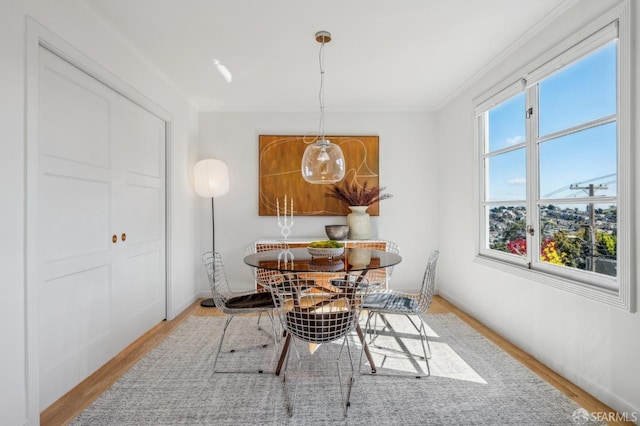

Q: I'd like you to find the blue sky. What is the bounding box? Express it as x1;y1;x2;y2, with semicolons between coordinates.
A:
487;42;617;202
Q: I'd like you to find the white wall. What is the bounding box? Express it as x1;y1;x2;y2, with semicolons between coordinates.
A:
197;111;439;293
0;2;29;425
3;0;633;423
0;0;198;424
436;0;640;417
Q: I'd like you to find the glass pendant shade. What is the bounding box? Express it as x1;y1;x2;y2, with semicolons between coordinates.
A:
301;139;345;184
301;31;346;184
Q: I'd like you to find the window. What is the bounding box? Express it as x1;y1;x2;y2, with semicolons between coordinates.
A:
475;3;632;311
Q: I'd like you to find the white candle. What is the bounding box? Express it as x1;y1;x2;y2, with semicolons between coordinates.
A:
291;197;293;217
277;198;280;218
284;194;287;217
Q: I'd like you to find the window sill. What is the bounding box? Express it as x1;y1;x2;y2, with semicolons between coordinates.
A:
474;255;633;312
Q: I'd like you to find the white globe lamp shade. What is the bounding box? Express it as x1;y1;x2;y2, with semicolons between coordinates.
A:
301;139;345;184
194;159;230;198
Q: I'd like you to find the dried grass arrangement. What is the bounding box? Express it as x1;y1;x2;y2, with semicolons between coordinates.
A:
325;181;393;207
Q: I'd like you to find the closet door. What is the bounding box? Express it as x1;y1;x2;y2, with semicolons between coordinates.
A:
110;92;166;347
37;46;166;409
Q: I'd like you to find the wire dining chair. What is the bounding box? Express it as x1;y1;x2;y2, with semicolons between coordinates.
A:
267;272;372;417
243;241;291;333
203;251;279;374
361;250;440;377
340;240;400;290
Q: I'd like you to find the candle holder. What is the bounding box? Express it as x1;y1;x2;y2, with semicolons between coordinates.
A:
277;247;295;267
276;195;294;240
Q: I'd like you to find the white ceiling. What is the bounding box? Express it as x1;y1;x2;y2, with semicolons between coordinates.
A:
85;0;572;112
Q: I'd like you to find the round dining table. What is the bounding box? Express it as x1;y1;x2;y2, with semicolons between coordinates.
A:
243;247;402;374
243;247;402;274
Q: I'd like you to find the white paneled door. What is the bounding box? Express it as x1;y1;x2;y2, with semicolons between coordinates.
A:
37;47;166;409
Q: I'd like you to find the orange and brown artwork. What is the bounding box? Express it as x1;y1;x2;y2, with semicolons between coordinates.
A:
258;135;380;216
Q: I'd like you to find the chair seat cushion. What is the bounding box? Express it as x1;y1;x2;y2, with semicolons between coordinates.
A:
363;292;417;312
272;279;315;293
331;278;382;290
226;292;275;309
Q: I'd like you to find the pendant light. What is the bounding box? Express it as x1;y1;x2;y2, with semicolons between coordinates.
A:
301;31;346;184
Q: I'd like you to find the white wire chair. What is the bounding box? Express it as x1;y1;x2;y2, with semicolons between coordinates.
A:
332;240;400;290
202;251;279;374
244;242;315;313
244;242;290;332
267;273;372;417
245;242;288;287
361;250;440;378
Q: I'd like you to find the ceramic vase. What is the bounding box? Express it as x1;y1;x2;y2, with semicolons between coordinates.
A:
347;206;371;239
349;248;372;267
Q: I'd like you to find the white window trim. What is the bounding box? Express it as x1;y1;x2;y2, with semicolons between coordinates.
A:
473;1;634;312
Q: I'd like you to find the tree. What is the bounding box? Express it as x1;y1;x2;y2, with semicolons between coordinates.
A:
596;232;616;258
503;220;527;242
552;230;585;269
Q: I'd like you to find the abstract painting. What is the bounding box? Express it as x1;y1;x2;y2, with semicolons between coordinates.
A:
259;135;380;216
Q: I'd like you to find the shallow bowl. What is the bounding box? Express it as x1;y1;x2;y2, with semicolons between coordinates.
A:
308;258;345;271
325;225;349;240
307;246;345;259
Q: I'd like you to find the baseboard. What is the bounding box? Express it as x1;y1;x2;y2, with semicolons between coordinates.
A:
437;289;640;422
171;293;209;318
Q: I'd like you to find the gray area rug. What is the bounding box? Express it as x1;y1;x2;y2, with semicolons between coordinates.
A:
71;313;599;425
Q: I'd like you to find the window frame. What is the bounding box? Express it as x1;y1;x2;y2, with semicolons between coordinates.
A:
474;2;633;311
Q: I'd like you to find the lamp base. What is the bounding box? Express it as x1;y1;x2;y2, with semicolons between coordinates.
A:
200;298;216;308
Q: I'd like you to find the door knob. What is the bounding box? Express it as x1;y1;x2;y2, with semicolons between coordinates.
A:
112;235;117;243
121;233;127;242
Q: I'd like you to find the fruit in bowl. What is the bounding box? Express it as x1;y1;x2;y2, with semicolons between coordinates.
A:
307;240;345;258
309;240;344;248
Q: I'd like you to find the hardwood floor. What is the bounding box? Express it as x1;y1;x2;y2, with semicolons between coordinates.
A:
41;296;632;426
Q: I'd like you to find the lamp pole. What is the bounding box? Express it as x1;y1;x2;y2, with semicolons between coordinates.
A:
194;159;229;308
200;197;217;307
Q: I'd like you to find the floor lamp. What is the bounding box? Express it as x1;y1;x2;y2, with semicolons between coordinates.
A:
194;159;230;308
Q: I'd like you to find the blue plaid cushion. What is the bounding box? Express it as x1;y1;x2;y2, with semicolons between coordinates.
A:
363;293;417;311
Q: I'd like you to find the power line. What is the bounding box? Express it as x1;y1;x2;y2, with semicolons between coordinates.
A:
543;173;616;198
566;183;608;272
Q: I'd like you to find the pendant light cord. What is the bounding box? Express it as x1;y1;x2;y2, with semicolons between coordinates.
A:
318;39;326;140
301;31;345;183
